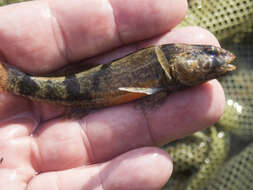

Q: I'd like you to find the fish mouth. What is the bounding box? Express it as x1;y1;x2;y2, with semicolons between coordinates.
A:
224;51;236;72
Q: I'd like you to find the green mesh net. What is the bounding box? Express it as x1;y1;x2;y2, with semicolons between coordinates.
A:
206;141;253;190
179;0;253;42
217;43;253;139
0;0;30;6
163;127;230;190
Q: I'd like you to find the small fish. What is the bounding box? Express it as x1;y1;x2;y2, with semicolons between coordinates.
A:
0;44;236;108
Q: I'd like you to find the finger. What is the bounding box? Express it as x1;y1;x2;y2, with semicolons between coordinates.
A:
32;27;225;171
27;147;172;190
80;80;224;161
144;26;220;46
0;0;187;73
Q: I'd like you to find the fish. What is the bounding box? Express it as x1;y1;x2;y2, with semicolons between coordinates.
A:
0;44;236;108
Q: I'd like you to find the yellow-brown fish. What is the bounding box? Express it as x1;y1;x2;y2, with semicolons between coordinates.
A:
0;44;236;108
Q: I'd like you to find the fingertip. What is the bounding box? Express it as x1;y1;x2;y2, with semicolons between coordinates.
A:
164;26;220;46
101;147;172;190
203;79;225;124
141;26;220;47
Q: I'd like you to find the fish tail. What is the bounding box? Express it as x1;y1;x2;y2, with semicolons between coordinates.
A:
0;62;8;92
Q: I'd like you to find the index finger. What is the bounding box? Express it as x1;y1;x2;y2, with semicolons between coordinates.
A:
0;0;187;74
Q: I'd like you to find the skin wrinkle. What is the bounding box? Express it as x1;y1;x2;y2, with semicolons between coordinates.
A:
33;137;45;174
107;0;124;45
25;141;45;187
77;118;96;164
97;166;106;190
139;108;156;147
41;0;122;67
30;104;42;129
55;173;61;190
26;175;34;189
46;1;70;65
29;138;40;174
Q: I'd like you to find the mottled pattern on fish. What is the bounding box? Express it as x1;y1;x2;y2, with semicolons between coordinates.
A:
0;44;235;108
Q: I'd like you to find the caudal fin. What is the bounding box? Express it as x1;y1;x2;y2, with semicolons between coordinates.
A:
0;62;8;92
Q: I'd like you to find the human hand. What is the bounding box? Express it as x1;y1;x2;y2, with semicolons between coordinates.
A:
0;0;225;189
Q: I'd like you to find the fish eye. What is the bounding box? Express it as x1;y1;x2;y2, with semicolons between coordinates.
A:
210;51;217;56
206;47;219;57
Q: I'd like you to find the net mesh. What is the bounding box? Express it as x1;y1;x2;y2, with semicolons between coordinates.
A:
205;141;253;190
179;0;253;42
218;42;253;140
163;127;230;190
0;0;30;6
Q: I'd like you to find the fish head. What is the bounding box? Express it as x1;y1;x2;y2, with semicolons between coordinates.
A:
172;45;236;86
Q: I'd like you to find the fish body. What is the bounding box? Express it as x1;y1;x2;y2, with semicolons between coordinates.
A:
0;44;236;108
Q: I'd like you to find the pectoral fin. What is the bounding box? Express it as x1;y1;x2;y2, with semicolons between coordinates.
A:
118;87;163;95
